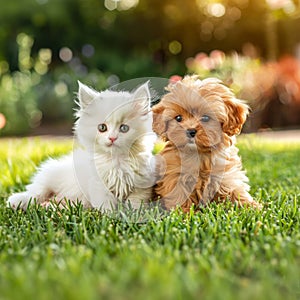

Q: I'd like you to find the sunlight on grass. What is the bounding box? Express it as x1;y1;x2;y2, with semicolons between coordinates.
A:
0;137;73;194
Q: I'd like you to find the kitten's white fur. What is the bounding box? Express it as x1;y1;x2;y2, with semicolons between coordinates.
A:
8;82;156;211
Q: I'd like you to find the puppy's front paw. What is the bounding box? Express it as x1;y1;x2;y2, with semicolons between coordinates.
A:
237;194;263;210
7;192;31;210
248;199;263;209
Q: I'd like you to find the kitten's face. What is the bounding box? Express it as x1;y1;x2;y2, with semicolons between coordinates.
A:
75;83;152;155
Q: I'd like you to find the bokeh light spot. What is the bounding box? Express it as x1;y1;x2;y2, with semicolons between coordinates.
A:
104;0;119;11
107;74;120;87
39;48;52;64
34;61;48;75
29;111;43;128
0;61;9;75
228;7;241;21
104;0;139;11
0;113;6;129
201;21;214;34
266;0;295;13
82;44;95;58
16;33;34;48
169;40;182;55
118;0;139;10
207;3;226;18
59;47;73;62
54;82;68;97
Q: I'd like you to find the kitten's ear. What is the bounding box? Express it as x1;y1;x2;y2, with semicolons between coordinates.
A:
132;81;151;116
77;81;98;109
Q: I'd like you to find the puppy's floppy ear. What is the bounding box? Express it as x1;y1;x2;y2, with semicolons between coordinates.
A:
152;102;167;138
222;98;249;136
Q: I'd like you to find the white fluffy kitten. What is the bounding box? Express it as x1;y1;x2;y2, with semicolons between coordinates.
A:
8;82;156;211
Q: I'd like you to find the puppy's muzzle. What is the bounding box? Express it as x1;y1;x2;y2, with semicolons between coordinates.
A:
186;129;197;138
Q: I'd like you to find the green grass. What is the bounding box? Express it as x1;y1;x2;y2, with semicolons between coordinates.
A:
0;136;299;300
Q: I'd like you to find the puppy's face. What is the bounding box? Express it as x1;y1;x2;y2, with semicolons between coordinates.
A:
156;101;223;150
153;77;249;151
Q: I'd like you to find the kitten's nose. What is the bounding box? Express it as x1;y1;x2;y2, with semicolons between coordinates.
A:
186;129;197;138
109;137;117;143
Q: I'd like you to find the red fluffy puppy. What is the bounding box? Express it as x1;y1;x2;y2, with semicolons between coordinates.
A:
152;75;261;212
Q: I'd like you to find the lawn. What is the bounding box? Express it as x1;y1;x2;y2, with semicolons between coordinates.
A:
0;136;299;300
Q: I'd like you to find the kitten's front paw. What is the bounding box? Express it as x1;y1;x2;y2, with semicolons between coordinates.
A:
7;192;31;210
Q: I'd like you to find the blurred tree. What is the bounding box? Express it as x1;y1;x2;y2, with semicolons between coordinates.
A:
0;0;300;80
1;0;300;135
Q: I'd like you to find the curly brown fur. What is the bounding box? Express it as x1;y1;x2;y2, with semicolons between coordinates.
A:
152;75;261;212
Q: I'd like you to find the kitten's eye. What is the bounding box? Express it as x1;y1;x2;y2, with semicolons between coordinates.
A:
98;123;107;132
201;115;211;122
175;115;183;122
120;124;129;133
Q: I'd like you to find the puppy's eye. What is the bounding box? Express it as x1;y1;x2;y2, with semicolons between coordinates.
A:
98;123;107;132
175;115;183;122
120;124;129;133
201;115;211;122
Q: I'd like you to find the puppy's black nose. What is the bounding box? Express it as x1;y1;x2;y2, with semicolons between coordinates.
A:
186;129;197;138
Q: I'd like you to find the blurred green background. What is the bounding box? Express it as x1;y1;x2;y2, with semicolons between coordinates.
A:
0;0;300;136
